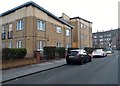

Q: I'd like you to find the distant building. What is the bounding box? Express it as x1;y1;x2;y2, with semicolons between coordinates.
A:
60;13;93;49
93;29;119;50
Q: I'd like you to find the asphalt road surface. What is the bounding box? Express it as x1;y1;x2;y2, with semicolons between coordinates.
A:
3;51;119;84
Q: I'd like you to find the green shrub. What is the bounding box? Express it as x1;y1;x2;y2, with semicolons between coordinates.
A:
2;48;27;60
56;47;65;58
44;46;56;60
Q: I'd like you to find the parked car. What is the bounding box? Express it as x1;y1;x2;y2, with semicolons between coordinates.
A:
104;48;114;54
66;49;92;64
92;49;107;58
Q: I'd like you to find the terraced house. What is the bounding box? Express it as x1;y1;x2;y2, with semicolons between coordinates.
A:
0;1;73;58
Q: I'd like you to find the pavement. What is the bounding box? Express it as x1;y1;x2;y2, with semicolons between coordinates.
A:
2;58;66;83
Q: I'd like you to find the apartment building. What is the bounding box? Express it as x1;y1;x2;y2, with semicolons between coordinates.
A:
60;13;93;48
0;1;73;58
93;29;119;50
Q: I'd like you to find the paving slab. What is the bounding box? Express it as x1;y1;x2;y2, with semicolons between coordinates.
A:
2;58;66;83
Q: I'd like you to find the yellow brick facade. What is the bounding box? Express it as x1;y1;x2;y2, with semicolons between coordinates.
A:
0;3;72;58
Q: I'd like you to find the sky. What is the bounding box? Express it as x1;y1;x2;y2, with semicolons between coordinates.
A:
0;0;119;32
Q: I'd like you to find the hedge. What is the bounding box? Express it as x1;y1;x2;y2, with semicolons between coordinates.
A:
2;48;27;60
44;46;56;60
44;46;66;60
56;47;65;58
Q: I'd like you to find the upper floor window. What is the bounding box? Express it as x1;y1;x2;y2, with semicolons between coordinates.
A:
1;25;6;40
107;34;111;37
99;35;103;38
66;29;70;36
2;25;5;33
93;36;97;38
8;24;13;39
56;26;62;33
84;25;87;28
37;20;45;31
80;23;84;28
16;20;24;31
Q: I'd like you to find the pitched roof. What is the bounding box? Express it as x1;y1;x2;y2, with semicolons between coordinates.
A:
0;1;73;28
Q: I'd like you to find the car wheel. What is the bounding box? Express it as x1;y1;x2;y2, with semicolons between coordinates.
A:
66;61;70;65
80;59;84;65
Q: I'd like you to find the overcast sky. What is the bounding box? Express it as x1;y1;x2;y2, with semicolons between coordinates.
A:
0;0;119;32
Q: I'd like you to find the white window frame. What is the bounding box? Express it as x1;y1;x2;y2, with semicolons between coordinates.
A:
37;20;45;31
56;26;62;33
9;24;13;32
66;43;71;48
37;40;45;51
66;29;70;36
16;20;24;31
56;42;62;47
8;41;12;48
17;41;22;48
80;23;84;28
2;26;5;33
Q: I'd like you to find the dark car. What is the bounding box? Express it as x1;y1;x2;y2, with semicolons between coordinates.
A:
66;49;92;64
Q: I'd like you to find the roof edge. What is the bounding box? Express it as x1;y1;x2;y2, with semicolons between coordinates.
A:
0;1;74;28
70;17;92;24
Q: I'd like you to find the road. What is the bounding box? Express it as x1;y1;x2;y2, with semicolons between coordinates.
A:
3;51;119;84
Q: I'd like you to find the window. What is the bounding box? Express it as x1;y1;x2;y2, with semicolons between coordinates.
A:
107;34;111;37
16;20;24;30
2;42;5;48
93;36;97;38
8;41;12;48
66;43;71;48
56;42;62;47
8;24;13;39
100;39;103;42
84;25;87;28
81;34;84;40
37;40;45;51
99;35;103;38
80;23;84;28
17;41;23;48
1;25;6;40
66;29;70;36
56;26;62;33
37;20;45;31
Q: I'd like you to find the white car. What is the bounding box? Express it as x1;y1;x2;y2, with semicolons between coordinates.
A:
92;49;107;57
104;49;114;54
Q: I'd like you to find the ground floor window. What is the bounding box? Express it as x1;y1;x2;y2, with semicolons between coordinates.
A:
8;41;12;48
17;40;23;48
56;42;62;47
37;40;45;51
2;42;5;48
66;43;71;48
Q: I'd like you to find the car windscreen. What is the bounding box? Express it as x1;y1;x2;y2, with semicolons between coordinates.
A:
69;51;78;56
